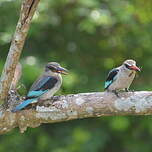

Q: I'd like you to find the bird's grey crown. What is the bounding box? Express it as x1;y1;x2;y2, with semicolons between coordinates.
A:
123;59;136;66
45;62;61;72
46;62;60;68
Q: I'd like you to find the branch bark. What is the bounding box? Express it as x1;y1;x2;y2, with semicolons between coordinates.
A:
10;63;22;90
0;91;152;134
0;0;40;102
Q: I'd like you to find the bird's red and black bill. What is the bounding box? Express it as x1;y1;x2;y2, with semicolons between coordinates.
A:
56;67;69;75
128;65;141;72
124;63;140;72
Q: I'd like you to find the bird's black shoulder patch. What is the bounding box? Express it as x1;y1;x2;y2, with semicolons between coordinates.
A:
106;68;119;82
104;68;119;90
30;76;58;91
39;76;58;91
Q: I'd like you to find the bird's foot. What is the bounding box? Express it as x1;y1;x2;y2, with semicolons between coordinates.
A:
130;89;135;93
37;97;53;106
125;88;129;92
112;90;120;98
125;88;134;93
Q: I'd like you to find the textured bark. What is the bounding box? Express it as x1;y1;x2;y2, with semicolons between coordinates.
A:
0;91;152;134
0;0;40;101
10;63;22;90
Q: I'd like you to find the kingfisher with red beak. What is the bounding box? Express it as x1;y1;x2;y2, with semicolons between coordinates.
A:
104;59;141;96
12;62;68;112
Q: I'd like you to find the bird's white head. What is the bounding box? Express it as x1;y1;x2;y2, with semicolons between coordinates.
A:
45;62;69;75
123;59;140;72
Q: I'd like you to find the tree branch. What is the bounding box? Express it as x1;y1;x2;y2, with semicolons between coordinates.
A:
10;63;22;90
0;0;40;102
0;91;152;134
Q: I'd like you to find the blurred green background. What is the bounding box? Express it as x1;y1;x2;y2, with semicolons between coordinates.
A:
1;0;152;151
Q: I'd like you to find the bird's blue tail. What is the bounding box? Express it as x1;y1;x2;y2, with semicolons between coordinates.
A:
11;98;37;112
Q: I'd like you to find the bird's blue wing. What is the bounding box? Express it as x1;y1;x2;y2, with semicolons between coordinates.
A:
12;76;58;112
104;68;119;89
27;90;48;98
27;75;58;98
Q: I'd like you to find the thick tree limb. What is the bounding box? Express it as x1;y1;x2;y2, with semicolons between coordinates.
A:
0;0;40;102
0;91;152;134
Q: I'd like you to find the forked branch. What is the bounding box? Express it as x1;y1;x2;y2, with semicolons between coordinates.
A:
0;0;40;102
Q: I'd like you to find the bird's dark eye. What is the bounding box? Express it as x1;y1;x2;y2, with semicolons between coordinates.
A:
49;66;57;72
124;64;130;69
46;65;57;72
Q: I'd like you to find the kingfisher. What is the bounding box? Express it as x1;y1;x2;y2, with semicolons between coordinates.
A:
12;62;68;112
104;59;140;96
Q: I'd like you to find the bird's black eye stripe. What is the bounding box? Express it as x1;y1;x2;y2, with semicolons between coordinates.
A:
124;64;130;69
49;66;57;72
46;65;57;72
